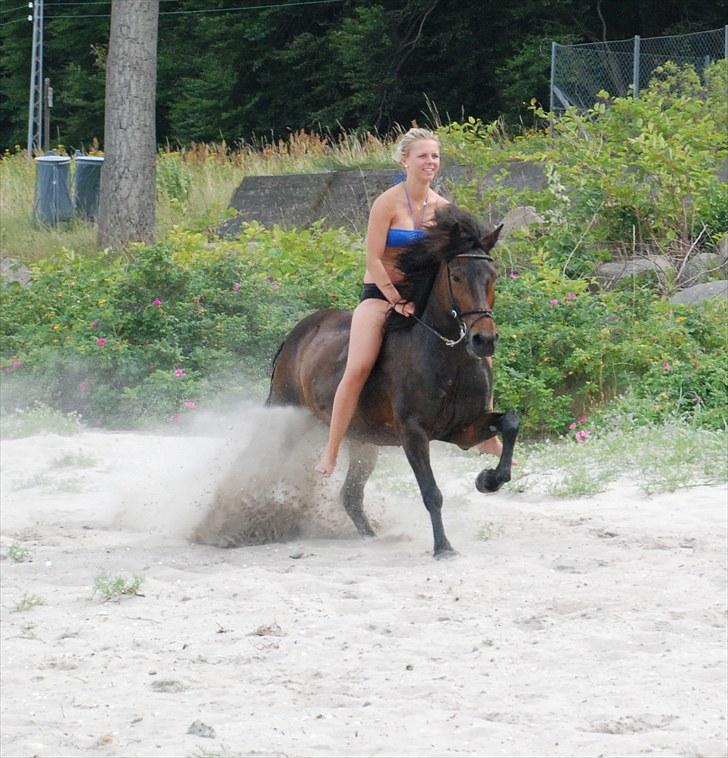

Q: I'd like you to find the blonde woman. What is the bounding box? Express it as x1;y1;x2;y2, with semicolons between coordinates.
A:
315;127;501;476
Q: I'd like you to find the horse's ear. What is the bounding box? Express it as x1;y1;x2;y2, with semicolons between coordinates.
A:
481;223;503;251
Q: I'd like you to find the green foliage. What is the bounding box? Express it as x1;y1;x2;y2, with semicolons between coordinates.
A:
495;268;727;435
12;593;46;613
514;422;727;497
0;223;362;428
440;60;728;274
7;543;32;563
0;403;84;438
93;572;144;602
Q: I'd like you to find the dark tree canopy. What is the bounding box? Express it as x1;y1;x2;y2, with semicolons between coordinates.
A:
0;0;725;151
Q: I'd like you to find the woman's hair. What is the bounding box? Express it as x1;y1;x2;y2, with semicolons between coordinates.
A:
392;127;438;164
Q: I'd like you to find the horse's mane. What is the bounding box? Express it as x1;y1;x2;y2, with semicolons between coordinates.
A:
386;204;488;332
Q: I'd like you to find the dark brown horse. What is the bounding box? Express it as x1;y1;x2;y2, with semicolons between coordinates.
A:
267;205;519;557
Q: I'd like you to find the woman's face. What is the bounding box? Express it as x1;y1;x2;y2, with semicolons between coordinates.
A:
403;139;440;181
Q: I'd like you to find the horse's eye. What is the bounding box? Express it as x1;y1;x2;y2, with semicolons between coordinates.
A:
451;274;461;283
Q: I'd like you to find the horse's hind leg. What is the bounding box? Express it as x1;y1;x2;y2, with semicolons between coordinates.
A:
341;440;378;537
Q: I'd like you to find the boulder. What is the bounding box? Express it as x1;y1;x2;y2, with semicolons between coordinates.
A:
0;257;31;287
499;206;545;237
669;280;728;305
594;256;673;289
677;252;725;287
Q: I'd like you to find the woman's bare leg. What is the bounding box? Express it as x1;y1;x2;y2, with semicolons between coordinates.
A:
478;356;503;457
316;300;389;477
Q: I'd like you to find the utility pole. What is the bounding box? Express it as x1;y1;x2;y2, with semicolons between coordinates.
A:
27;0;44;156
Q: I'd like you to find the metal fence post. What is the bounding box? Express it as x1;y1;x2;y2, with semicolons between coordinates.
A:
549;42;557;137
633;35;641;98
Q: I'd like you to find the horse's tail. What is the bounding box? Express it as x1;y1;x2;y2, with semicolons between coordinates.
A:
265;339;287;406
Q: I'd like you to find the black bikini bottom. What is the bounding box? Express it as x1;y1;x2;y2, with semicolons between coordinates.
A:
360;283;388;302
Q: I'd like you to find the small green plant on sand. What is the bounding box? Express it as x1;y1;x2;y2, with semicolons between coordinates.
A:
51;450;98;469
13;593;46;612
93;572;144;602
7;543;32;562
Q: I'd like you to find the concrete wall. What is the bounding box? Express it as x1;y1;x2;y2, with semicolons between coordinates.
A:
219;162;547;237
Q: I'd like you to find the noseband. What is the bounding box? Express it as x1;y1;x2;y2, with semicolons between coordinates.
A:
411;252;495;348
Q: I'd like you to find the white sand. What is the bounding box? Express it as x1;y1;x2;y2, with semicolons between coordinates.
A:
1;406;726;758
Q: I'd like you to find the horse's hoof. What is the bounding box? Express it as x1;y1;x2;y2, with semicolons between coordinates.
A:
476;468;503;493
434;547;458;560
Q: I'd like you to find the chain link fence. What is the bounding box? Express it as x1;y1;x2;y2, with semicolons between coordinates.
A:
550;26;727;112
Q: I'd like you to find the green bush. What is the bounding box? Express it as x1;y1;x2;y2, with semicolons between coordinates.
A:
494;266;727;435
440;59;728;275
0;224;363;428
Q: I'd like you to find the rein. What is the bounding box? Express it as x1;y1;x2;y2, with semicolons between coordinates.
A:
410;252;494;348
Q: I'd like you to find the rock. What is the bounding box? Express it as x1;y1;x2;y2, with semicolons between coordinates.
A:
669;280;728;305
677;252;724;286
718;234;728;265
594;256;673;289
0;257;31;287
499;206;545;237
187;720;216;739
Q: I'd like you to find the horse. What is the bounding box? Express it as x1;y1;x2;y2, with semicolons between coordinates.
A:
267;204;519;557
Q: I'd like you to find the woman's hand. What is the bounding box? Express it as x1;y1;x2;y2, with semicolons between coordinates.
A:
392;300;415;317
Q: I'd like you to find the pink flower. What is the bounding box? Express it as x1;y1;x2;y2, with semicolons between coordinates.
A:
90;320;99;329
576;415;588;425
96;337;107;347
662;361;671;372
575;429;591;443
232;282;241;292
568;422;577;430
152;298;162;307
508;272;519;279
174;368;186;377
11;359;22;369
565;292;577;300
168;414;180;424
79;381;90;393
549;298;559;305
183;400;198;410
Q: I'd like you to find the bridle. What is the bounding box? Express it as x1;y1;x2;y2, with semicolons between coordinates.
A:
410;251;495;348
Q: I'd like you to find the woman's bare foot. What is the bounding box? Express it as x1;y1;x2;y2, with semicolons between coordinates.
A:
315;449;337;478
478;436;503;457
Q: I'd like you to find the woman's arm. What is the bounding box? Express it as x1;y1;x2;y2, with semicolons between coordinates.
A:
365;195;404;306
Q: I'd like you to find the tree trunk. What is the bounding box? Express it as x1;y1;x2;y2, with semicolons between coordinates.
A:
97;0;159;251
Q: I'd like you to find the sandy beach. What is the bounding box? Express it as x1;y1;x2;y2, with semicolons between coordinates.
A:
1;405;726;758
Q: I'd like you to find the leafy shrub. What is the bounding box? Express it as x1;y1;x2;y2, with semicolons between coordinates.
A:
440;60;728;274
494;266;727;435
0;223;362;428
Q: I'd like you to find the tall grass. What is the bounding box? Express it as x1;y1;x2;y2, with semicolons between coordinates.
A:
0;130;394;263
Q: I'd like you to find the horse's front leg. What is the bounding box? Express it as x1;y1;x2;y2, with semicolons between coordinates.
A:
400;422;455;558
475;411;519;493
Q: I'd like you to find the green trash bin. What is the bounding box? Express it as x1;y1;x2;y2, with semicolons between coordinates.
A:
34;154;74;225
74;155;104;220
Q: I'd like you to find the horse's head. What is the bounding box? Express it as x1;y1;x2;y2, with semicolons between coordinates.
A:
393;205;501;359
441;217;501;358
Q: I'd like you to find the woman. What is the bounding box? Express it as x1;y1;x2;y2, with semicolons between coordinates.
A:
315;127;501;477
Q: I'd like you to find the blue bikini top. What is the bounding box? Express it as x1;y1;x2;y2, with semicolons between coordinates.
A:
386;228;426;247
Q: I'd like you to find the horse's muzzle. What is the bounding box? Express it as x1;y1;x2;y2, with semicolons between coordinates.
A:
468;331;497;358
